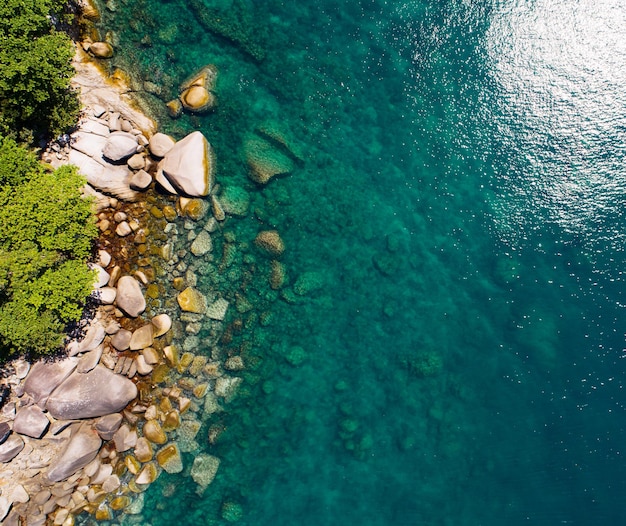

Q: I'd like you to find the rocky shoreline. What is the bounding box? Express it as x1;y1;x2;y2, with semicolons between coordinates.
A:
0;35;247;525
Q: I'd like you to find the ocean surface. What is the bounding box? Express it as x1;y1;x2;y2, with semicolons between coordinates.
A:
96;0;626;524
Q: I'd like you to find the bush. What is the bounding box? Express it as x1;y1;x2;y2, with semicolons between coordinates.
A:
0;137;98;357
0;0;80;142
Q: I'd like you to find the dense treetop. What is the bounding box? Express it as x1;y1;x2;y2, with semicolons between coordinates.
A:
0;137;97;357
0;0;80;142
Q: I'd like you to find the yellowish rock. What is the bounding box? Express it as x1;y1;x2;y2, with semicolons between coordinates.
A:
173;277;186;291
110;496;130;511
156;443;184;474
163;410;181;431
89;41;114;58
179;397;191;413
135;462;159;485
178;352;195;373
81;0;100;20
180;64;218;91
177;287;207;313
166;99;183;119
193;383;208;398
180;86;215;113
125;455;141;475
163;345;179;367
143;420;167;444
159;397;173;413
163;205;178;221
183;198;209;220
95;504;112;521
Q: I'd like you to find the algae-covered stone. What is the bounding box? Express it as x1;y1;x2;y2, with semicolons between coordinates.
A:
269;260;286;290
156;443;183;474
221;501;244;523
190;230;213;256
206;297;229;320
220;186;250;217
245;136;294;185
293;271;324;296
190;453;220;490
255;230;285;257
177;287;207;313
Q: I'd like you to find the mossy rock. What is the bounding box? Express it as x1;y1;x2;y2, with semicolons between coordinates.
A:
244;136;294;185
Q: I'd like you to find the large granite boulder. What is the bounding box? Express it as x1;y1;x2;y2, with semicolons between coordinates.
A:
23;358;78;405
13;406;50;439
103;131;138;162
115;276;146;318
46;365;138;420
47;424;102;482
156;131;215;197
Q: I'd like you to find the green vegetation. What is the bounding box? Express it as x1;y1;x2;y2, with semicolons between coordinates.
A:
0;0;80;142
0;137;98;357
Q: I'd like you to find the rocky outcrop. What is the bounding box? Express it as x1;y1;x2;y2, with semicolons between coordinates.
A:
156;131;215;197
46;365;138;420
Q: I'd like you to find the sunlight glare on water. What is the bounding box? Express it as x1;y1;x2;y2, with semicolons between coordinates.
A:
485;0;626;248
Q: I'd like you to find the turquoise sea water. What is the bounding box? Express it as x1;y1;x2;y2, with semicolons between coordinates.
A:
97;0;626;524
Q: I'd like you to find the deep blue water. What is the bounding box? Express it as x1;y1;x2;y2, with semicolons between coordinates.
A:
97;0;626;524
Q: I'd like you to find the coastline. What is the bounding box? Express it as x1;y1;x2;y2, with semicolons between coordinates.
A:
0;14;242;524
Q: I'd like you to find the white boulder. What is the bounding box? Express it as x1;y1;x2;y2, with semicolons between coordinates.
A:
103;131;139;161
156;131;215;197
115;275;146;318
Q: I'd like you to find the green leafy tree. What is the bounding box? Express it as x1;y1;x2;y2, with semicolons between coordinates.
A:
0;137;97;357
0;0;80;142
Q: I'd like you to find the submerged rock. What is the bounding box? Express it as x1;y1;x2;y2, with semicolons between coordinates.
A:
177;287;207;314
245;136;294;185
254;230;285;257
190;453;220;490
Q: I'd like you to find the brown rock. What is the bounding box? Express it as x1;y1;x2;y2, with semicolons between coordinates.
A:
89;42;114;58
255;230;285;257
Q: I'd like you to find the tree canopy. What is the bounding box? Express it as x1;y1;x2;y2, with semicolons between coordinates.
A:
0;0;80;142
0;137;97;357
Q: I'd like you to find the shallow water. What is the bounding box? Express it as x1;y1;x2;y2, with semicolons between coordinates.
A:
97;0;626;524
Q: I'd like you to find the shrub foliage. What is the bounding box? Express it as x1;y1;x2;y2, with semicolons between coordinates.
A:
0;137;97;356
0;0;80;141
